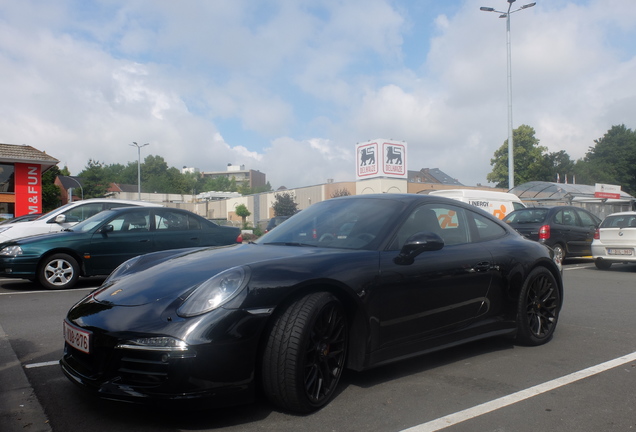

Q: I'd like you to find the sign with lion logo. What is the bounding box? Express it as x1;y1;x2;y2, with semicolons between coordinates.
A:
356;139;407;180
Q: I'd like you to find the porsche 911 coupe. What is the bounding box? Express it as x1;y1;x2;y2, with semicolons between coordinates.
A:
61;193;563;413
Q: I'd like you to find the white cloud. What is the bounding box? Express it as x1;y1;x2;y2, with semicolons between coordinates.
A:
0;0;635;191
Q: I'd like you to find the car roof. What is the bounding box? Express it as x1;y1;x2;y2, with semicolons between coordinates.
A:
604;211;636;217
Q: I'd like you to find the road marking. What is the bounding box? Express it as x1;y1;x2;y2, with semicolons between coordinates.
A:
401;351;636;432
0;287;95;296
25;360;60;369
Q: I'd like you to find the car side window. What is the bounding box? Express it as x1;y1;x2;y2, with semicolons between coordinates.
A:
395;204;469;249
556;209;578;226
188;214;202;230
576;209;597;227
63;203;104;223
156;211;189;231
471;212;507;241
107;211;149;232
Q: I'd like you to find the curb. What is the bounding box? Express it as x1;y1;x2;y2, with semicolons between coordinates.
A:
0;324;52;432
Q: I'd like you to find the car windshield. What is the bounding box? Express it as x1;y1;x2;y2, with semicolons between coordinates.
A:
256;197;402;250
67;210;117;233
34;201;78;221
504;208;549;224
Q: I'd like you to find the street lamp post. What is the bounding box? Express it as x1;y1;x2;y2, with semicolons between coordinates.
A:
480;0;536;189
130;142;149;200
66;176;84;202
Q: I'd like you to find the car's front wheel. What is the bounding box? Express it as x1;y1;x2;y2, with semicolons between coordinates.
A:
38;253;80;290
515;267;561;346
261;292;348;413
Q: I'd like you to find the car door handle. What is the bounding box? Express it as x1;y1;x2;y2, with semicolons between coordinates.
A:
139;239;149;243
472;262;492;272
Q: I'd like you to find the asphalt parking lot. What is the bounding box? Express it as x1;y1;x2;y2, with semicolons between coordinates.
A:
1;261;636;432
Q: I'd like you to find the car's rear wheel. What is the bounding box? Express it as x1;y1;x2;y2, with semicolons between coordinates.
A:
38;253;80;290
594;259;612;270
552;244;565;263
515;267;561;346
261;292;348;413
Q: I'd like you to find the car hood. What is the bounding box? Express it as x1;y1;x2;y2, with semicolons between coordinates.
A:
92;243;343;306
0;229;86;247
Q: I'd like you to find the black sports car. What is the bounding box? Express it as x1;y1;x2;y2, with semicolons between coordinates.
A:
61;194;563;413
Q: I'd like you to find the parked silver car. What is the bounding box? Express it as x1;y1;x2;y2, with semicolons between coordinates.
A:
592;211;636;269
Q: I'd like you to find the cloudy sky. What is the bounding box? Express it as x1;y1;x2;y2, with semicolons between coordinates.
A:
1;0;635;189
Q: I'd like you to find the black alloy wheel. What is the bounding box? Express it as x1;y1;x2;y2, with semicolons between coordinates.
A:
515;267;561;346
262;292;348;413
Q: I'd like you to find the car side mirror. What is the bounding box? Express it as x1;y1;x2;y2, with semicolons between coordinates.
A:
99;224;114;234
54;214;66;224
394;231;444;265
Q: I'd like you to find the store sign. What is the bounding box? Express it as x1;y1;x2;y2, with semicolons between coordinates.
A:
594;183;621;200
15;163;42;216
356;139;407;180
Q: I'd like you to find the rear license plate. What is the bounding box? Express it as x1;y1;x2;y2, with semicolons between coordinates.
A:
63;321;91;354
608;248;633;256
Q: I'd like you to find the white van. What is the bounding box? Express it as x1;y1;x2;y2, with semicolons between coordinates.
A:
428;189;525;220
0;198;161;242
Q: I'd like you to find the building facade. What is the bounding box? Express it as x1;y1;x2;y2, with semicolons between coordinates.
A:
0;143;59;218
200;164;267;189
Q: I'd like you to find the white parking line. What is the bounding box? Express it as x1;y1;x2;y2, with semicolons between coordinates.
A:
25;360;60;369
401;351;636;432
0;287;95;296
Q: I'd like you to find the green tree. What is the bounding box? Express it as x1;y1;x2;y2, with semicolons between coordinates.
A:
77;160;110;198
41;166;63;212
487;125;547;188
235;204;251;228
272;192;298;216
574;125;636;194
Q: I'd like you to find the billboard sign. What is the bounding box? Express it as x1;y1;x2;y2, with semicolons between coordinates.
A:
15;163;42;216
594;183;621;199
356;139;407;180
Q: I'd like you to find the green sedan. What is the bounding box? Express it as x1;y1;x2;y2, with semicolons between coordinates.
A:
0;206;242;289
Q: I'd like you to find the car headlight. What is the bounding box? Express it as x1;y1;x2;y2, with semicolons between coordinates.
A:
177;266;249;317
116;336;188;351
0;245;23;257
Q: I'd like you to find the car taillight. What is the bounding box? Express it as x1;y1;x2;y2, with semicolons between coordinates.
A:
594;228;600;240
236;234;243;243
539;225;550;240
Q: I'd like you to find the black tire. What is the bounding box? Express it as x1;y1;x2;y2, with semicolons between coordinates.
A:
515;267;561;346
261;292;348;413
595;259;612;270
552;244;565;263
38;253;80;290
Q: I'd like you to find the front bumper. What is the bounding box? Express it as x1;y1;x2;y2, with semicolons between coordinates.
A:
60;307;271;408
0;256;39;279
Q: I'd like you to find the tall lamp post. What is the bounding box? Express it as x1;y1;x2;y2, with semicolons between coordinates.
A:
130;142;149;200
67;176;84;202
480;0;536;189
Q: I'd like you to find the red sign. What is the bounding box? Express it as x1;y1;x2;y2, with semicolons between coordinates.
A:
594;192;621;199
14;163;42;216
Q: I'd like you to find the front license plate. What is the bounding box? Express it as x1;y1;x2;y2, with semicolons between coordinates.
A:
63;321;91;354
608;248;633;256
